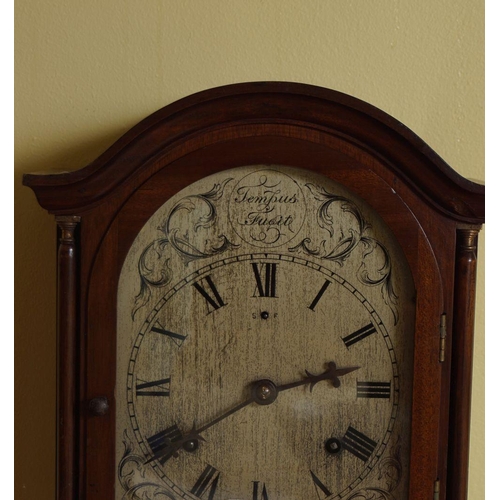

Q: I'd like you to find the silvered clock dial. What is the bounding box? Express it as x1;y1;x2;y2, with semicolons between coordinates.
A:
115;165;415;500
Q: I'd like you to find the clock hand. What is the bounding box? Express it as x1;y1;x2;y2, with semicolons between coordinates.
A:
144;420;210;465
195;396;254;434
145;398;254;464
249;361;360;405
145;376;293;464
277;361;360;392
146;361;359;464
144;435;184;465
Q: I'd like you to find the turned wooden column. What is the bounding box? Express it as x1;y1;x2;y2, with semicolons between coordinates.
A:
447;228;480;500
55;216;80;500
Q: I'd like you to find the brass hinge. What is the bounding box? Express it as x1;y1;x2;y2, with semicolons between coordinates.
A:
439;314;447;363
434;478;440;499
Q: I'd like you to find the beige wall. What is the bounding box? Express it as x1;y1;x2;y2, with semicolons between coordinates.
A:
15;1;484;498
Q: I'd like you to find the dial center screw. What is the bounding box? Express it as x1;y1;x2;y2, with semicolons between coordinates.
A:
252;379;278;405
258;385;272;399
325;437;342;455
182;439;199;453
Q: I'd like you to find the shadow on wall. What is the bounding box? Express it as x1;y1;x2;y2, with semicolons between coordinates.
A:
14;126;126;499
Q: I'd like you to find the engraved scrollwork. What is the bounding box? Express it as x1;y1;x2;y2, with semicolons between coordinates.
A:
118;430;175;500
132;178;238;318
289;184;370;264
376;445;403;492
358;237;399;324
132;239;172;319
162;178;238;263
345;441;402;500
345;488;396;500
290;183;399;324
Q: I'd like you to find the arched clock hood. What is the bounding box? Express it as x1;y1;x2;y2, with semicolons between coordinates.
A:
24;81;484;224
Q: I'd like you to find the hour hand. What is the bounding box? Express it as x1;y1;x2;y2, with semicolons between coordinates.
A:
145;424;204;465
144;436;182;465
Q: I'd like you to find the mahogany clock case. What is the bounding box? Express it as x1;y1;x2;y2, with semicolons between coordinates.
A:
23;82;485;500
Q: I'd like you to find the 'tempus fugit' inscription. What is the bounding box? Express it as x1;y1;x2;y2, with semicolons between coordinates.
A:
229;169;305;247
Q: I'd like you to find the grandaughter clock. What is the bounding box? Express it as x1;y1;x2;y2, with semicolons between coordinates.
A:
23;82;484;500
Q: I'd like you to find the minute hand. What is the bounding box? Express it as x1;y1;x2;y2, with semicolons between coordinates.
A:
277;361;360;392
146;362;359;465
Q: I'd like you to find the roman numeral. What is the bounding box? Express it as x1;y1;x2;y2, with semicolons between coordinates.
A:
342;426;377;462
146;424;183;465
151;321;187;346
252;481;269;500
357;381;391;399
136;377;171;397
193;275;226;312
308;280;331;311
190;464;220;499
309;470;332;498
252;263;278;297
342;322;377;347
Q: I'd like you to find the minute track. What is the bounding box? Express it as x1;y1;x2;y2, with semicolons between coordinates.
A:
126;251;403;499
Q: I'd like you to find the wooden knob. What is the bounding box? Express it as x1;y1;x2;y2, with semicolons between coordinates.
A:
89;397;109;416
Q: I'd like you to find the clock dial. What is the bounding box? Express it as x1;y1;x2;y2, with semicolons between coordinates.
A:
116;166;415;500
